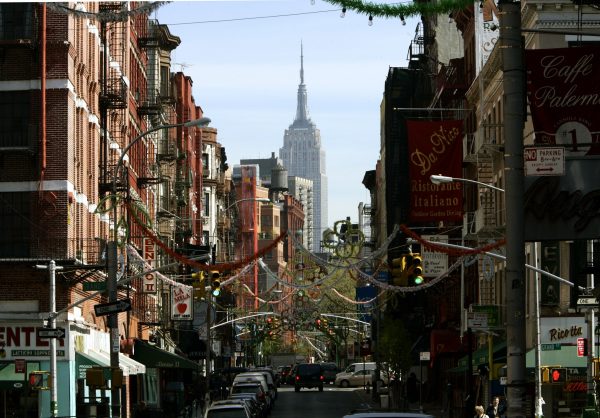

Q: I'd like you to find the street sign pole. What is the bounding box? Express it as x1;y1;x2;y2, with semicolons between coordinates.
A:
35;260;62;417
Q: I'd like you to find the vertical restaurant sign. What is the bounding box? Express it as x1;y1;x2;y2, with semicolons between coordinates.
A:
525;46;600;156
407;119;463;222
143;238;157;293
171;286;193;320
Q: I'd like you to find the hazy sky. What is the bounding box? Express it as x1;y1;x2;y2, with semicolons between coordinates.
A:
153;1;419;227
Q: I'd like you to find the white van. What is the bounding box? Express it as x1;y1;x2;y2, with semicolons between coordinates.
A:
341;362;377;374
336;362;386;388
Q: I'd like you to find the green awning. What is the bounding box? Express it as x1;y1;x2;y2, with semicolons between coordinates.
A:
457;341;507;368
76;351;111;380
133;339;200;370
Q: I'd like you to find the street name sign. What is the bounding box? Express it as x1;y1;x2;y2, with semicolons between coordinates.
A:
577;297;598;306
94;298;132;317
83;281;107;292
541;343;561;351
37;327;66;339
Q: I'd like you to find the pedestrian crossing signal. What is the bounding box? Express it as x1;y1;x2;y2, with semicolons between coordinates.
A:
550;367;566;382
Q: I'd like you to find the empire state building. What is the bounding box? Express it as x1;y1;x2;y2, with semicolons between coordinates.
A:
279;44;328;252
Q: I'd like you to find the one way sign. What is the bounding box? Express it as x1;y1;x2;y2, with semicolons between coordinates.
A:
37;327;66;339
94;298;132;317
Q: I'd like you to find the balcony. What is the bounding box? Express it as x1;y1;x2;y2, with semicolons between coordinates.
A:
0;238;106;266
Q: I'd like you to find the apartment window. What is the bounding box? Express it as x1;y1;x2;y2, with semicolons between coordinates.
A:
261;215;272;227
203;193;210;217
0;3;33;40
274;215;279;228
202;153;209;174
160;65;170;97
0;192;31;257
0;91;31;149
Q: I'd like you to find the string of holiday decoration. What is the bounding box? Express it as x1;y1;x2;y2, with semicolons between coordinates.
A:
219;262;256;287
126;244;193;291
126;201;286;272
332;288;378;305
288;223;399;271
352;257;463;293
257;259;342;290
400;224;506;255
322;0;475;19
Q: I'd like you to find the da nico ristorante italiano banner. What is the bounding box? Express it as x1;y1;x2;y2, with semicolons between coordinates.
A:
407;119;463;222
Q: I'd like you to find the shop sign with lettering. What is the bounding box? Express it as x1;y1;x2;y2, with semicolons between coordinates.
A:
0;323;69;360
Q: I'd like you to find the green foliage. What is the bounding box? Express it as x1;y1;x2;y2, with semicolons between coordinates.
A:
323;0;475;19
378;317;412;378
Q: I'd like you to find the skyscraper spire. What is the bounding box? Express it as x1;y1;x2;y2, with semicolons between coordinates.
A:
300;41;304;85
294;41;310;125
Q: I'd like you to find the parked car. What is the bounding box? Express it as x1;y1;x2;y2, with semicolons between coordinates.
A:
234;372;276;405
230;382;270;412
228;393;266;418
276;365;292;386
319;362;340;384
204;402;251;418
294;363;324;392
336;369;389;388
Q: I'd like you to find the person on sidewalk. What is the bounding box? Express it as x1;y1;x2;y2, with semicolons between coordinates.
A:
486;396;505;418
474;405;489;418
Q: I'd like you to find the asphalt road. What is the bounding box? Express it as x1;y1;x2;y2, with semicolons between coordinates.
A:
270;385;373;418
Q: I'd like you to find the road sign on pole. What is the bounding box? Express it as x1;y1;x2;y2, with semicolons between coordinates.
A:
37;328;66;339
94;299;132;317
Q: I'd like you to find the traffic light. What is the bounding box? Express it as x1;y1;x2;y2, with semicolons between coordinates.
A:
391;256;408;286
210;271;221;296
29;371;48;390
191;271;205;300
550;367;567;382
407;253;424;285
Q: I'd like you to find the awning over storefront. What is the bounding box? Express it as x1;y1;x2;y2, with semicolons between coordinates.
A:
449;341;507;373
0;362;27;390
132;339;200;370
76;351;110;380
76;350;146;378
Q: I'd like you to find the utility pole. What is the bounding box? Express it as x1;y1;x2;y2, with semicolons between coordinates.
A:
107;240;121;417
500;1;527;417
35;260;63;417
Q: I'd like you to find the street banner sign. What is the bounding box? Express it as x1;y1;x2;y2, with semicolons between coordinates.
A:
36;327;66;339
94;299;132;317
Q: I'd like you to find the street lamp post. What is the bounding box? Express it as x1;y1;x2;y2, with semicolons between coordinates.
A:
108;117;210;417
431;174;540;416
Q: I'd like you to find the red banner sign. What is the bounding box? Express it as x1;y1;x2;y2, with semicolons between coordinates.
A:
407;119;463;222
525;46;600;156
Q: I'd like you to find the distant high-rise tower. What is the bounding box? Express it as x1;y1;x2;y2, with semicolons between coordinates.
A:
279;43;327;252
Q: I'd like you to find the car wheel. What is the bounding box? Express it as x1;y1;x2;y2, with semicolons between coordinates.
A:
295;385;300;392
319;385;324;392
340;380;350;388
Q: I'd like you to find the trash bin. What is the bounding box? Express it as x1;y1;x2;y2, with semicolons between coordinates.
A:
380;395;389;409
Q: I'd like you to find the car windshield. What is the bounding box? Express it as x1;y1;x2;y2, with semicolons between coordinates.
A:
206;408;248;418
232;385;261;395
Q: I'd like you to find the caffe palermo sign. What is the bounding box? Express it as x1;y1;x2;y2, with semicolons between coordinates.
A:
407;119;463;222
525;46;600;156
171;286;193;320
